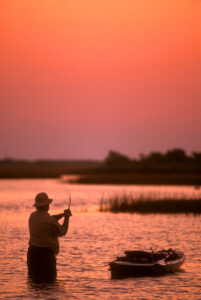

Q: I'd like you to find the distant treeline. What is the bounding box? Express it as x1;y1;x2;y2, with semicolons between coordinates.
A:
0;149;200;184
73;149;201;185
101;149;201;173
0;159;101;178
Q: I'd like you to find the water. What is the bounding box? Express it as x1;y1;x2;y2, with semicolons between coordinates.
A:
0;179;201;299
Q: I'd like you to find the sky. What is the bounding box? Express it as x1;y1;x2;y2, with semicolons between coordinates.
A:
0;0;201;160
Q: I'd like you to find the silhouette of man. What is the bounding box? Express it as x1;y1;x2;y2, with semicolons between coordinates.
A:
27;192;72;282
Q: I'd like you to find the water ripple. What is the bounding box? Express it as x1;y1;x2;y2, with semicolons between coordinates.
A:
0;180;201;299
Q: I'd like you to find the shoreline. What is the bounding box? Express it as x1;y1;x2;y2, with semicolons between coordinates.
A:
0;172;200;186
71;172;201;186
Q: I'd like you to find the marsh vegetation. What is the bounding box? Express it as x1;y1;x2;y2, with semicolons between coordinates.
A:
100;193;201;214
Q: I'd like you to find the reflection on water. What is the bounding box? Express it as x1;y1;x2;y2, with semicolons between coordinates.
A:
0;179;201;299
27;278;69;299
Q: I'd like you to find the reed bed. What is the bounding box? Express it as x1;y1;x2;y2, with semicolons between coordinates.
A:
100;193;201;214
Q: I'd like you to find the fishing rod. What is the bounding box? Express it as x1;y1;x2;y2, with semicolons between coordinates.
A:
68;194;71;210
65;193;72;216
52;194;72;220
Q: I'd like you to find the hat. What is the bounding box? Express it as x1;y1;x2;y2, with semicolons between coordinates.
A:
34;192;53;207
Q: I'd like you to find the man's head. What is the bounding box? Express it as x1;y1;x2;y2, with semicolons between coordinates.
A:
34;192;53;210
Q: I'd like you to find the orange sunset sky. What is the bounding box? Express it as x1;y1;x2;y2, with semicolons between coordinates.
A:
0;0;201;159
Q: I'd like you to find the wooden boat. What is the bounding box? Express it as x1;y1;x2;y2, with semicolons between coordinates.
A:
109;248;185;278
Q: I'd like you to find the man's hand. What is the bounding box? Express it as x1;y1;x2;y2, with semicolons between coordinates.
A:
64;209;72;217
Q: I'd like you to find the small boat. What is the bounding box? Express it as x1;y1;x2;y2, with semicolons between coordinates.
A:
109;248;185;278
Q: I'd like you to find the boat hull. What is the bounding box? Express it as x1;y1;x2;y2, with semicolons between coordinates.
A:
109;250;185;278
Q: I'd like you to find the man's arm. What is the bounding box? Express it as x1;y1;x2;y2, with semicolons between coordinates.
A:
52;208;72;221
60;215;70;236
51;209;72;236
52;213;64;220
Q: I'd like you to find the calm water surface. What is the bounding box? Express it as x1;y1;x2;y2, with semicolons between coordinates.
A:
0;179;201;299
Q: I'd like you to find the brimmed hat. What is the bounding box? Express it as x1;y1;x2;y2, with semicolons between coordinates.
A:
33;192;53;207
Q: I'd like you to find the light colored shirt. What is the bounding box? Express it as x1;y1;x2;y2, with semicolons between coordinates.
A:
29;210;66;254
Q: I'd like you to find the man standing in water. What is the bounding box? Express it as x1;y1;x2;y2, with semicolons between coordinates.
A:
27;192;72;282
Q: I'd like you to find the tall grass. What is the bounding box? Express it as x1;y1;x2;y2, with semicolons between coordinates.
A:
100;193;201;214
